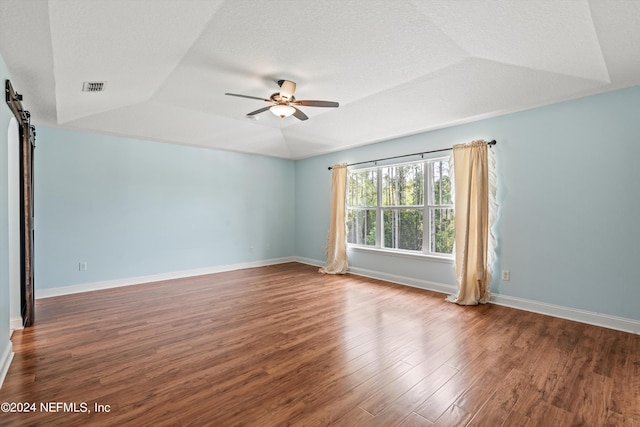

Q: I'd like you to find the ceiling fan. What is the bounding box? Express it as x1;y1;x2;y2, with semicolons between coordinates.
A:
225;80;339;121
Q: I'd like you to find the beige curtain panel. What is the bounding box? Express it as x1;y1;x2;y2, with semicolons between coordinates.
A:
447;140;497;305
320;163;349;274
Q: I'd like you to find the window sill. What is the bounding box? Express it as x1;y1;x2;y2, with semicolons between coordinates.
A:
347;245;454;264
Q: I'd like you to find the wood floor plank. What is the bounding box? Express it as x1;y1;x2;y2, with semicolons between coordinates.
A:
609;331;640;423
0;262;637;426
291;359;416;425
413;346;514;423
358;338;461;415
365;363;459;426
550;322;603;413
397;412;434;427
466;368;531;426
331;406;374;426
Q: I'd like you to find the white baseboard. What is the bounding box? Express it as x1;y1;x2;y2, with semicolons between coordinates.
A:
348;265;458;295
36;257;296;299
490;294;640;335
0;341;14;390
293;256;324;268
294;256;457;295
293;257;640;335
10;317;23;333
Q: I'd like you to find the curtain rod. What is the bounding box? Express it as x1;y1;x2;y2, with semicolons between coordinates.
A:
327;140;496;170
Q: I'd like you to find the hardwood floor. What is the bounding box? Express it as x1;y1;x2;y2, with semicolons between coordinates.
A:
1;262;638;426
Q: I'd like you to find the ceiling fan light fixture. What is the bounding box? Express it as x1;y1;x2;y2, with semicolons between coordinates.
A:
270;104;296;118
225;80;337;121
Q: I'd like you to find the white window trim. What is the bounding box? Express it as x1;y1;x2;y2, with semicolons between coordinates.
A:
347;244;454;263
346;156;454;259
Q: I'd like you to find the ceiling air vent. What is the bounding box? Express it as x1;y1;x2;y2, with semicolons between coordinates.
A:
82;81;106;92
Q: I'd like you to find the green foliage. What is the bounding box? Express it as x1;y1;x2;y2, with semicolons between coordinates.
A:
431;208;454;254
430;160;454;254
346;209;376;245
383;209;422;250
348;170;377;206
382;164;423;206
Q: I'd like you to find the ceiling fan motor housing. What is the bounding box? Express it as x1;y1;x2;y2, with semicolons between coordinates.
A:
278;80;296;100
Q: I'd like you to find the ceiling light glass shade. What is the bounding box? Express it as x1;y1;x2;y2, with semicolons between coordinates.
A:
270;104;296;118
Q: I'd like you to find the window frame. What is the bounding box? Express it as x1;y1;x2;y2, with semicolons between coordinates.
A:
346;155;454;260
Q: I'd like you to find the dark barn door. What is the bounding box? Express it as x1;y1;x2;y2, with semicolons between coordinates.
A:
6;79;36;327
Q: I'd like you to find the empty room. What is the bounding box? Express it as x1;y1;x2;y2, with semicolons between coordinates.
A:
0;1;639;426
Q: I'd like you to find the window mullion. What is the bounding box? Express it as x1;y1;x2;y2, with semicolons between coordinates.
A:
423;161;429;254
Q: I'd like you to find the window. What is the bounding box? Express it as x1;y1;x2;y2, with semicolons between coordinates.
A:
346;157;454;257
346;169;377;246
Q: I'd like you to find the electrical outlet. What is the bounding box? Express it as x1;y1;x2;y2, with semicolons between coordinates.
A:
79;262;88;271
502;270;510;281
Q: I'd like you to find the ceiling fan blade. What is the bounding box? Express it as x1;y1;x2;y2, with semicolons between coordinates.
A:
292;107;308;121
225;93;271;102
246;106;272;116
294;100;339;108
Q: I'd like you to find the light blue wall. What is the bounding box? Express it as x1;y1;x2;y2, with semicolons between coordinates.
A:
34;127;295;289
0;55;13;373
296;87;640;321
24;85;640;324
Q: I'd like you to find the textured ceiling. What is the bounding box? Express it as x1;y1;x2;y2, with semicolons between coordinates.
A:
1;0;639;159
